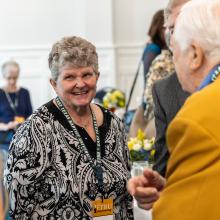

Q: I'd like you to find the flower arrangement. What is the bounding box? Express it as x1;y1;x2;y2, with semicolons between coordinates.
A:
103;89;125;112
128;129;155;164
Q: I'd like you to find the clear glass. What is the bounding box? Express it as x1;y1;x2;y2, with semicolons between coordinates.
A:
131;161;151;177
131;161;152;207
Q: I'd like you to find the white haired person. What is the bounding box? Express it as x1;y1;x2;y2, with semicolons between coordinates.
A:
4;36;133;219
0;61;32;157
0;61;32;220
128;0;220;219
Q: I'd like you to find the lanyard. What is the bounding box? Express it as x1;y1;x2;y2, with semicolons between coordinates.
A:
197;64;220;91
4;90;18;115
55;96;104;191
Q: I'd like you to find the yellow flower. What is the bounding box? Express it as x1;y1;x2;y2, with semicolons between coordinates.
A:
102;89;125;109
143;139;152;151
150;137;155;144
137;129;145;141
150;149;156;157
103;99;109;108
133;143;142;151
113;90;123;98
128;141;134;150
128;132;156;162
118;99;125;107
128;138;136;150
110;94;117;104
128;137;142;150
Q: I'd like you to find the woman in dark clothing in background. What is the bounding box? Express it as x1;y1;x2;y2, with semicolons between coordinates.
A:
0;60;32;220
143;9;166;85
0;60;32;156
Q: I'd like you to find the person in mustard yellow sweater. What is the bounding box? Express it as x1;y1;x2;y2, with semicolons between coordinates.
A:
128;0;220;219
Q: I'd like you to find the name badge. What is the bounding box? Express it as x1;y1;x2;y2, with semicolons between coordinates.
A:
92;198;113;220
14;116;25;123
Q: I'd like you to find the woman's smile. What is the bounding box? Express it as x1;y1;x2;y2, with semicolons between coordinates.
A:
72;90;89;96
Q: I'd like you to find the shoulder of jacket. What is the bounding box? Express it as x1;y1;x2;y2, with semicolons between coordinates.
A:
152;73;177;95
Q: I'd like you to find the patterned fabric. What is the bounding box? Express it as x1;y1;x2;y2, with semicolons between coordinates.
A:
4;101;133;220
143;49;175;121
0;152;8;220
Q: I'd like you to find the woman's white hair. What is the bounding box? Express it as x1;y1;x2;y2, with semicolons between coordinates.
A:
173;0;220;59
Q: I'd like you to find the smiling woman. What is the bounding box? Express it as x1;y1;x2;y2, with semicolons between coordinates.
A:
50;66;98;111
4;36;134;220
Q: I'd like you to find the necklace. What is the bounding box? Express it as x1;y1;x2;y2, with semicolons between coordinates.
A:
197;64;220;91
4;89;19;114
73;109;92;129
78;117;91;129
55;96;104;193
211;65;220;82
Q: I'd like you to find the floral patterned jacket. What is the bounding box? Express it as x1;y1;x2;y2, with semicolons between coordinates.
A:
4;100;133;220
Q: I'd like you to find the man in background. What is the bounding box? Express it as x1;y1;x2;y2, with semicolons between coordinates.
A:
150;0;190;177
128;0;220;219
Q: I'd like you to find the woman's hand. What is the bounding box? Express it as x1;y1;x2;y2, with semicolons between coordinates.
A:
7;121;19;130
0;122;9;131
127;168;166;210
0;121;19;131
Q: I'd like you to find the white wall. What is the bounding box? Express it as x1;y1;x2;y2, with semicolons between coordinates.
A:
114;0;169;108
0;0;87;109
0;0;86;47
0;0;168;110
85;0;117;90
114;0;168;45
85;0;114;45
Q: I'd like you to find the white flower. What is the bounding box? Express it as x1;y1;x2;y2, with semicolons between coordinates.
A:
143;140;152;151
133;143;142;151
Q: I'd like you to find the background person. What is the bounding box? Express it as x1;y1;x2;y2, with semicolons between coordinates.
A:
4;36;133;219
149;0;190;177
129;1;220;219
152;73;189;177
143;47;175;125
0;61;32;157
142;9;167;85
128;0;189;210
128;9;167;138
143;0;190;176
127;0;190;210
0;61;32;220
128;0;191;208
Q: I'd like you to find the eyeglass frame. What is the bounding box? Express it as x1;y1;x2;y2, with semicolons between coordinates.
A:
165;25;175;49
